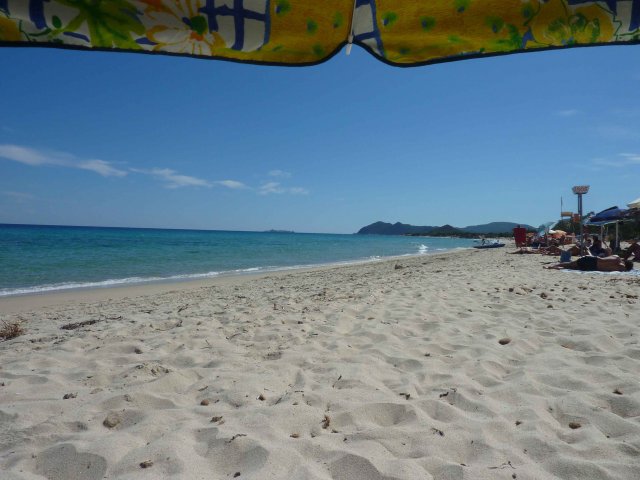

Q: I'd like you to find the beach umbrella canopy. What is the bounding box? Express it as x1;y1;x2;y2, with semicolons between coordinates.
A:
587;206;630;225
1;1;639;67
548;229;566;238
628;197;640;209
537;221;555;236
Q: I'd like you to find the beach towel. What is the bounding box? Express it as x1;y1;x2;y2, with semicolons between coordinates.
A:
513;227;527;248
561;269;640;276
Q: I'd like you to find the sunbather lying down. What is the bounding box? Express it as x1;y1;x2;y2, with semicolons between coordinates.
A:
545;255;633;272
509;245;564;255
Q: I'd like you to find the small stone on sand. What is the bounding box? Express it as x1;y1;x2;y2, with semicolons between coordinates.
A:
499;338;511;345
140;460;153;468
103;413;121;429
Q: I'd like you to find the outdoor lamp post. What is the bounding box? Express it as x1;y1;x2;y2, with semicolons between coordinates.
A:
572;185;590;255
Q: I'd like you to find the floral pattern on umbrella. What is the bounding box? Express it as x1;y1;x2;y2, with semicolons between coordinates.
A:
0;0;639;66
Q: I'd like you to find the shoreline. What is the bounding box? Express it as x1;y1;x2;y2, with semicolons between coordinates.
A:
0;249;465;314
1;226;478;301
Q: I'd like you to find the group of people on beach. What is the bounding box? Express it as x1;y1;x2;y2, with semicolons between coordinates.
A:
547;236;638;272
511;231;638;272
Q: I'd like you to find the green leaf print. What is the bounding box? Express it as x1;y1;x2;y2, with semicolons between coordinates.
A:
492;24;523;50
333;12;344;29
485;16;504;33
455;0;471;13
189;16;207;36
382;12;398;27
275;0;291;16
420;16;436;32
521;2;536;20
57;0;144;49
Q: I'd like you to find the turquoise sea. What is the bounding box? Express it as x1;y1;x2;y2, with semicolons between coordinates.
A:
0;224;476;297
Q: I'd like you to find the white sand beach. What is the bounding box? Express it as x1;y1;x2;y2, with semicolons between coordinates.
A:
1;247;639;479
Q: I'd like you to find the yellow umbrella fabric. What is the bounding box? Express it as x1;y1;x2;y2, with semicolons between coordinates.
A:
0;1;638;66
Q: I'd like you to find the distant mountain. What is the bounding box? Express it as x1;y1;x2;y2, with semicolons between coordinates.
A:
459;222;535;234
357;221;534;236
357;221;438;235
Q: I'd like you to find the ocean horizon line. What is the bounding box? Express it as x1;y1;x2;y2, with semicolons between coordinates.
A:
0;222;346;236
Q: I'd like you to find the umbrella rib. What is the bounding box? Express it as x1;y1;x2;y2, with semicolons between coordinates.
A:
346;0;358;55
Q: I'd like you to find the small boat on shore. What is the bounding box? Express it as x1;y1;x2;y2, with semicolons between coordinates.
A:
473;239;505;249
473;242;505;249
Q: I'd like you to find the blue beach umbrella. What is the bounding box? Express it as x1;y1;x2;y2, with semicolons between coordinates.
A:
587;206;632;252
587;206;630;225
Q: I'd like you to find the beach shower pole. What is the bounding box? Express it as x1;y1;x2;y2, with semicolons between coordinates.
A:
572;185;590;255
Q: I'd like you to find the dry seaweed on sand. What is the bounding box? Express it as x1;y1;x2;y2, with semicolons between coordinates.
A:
61;319;99;330
0;320;24;340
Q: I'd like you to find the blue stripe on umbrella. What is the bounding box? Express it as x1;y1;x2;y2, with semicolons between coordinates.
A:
199;0;270;51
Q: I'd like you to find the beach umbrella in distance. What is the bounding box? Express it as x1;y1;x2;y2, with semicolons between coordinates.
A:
587;206;632;251
548;229;566;238
538;222;555;236
628;197;640;209
587;206;630;225
1;1;639;67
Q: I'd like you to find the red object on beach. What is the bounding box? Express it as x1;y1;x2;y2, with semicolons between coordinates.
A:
513;227;527;247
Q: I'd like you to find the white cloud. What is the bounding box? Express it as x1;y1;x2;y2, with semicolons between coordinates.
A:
0;144;305;194
0;144;127;177
619;153;640;163
216;180;248;189
259;182;308;195
132;169;251;190
259;182;284;195
79;159;128;177
556;109;579;117
268;169;292;178
2;191;35;202
132;168;212;189
0;144;51;166
591;153;640;168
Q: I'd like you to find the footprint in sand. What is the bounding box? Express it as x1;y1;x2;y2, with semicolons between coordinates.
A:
34;443;107;480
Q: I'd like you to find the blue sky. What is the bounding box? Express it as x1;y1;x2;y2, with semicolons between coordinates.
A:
1;44;639;233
